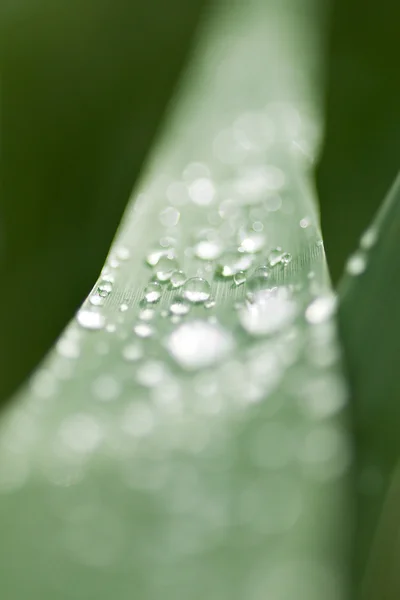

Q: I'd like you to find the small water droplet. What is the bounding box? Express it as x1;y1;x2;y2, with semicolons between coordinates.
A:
89;293;106;307
115;246;130;261
239;287;296;336
281;252;292;266
119;303;129;312
360;228;378;250
159;206;180;228
182;278;211;304
108;258;120;269
194;240;222;261
170;270;187;289
346;251;367;276
133;323;154;339
146;248;174;267
234;271;247;286
300;217;311;229
169;297;190;316
144;282;162;303
139;307;155;321
216;251;253;277
204;298;216;309
155;256;179;283
122;343;143;362
77;310;105;331
253;221;264;232
167;320;234;369
247;267;270;294
97;280;113;297
268;247;285;267
238;231;266;254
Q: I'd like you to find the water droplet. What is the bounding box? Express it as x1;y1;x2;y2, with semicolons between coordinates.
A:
182;278;211;304
115;246;130;261
97;280;113;296
239;287;296;336
300;217;311;229
133;323;154;339
306;296;337;325
253;221;263;232
139;307;155;321
108;257;120;269
170;270;187;289
194;240;222;261
216;251;253;278
89;293;106;307
281;252;292;266
360;227;378;250
167;320;234;369
268;247;285;267
247;267;270;294
346;251;367;276
169;297;190;316
119;303;129;312
159;206;180;228
238;231;266;253
122;343;143;362
144;281;162;303
204;298;216;309
155;256;179;283
234;271;247;286
188;178;216;206
146;248;174;267
77;310;105;331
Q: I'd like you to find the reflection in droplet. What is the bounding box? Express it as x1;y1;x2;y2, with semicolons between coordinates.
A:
144;281;162;303
170;270;187;289
76;310;105;331
216;252;253;278
167;320;234;369
155;256;179;282
182;278;211;304
169;297;190;316
240;287;296;336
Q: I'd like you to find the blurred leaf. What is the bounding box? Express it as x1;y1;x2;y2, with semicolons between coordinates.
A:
0;1;351;599
317;0;400;282
338;173;400;591
0;0;206;402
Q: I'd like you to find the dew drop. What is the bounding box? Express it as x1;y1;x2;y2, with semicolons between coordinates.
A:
170;270;187;289
167;320;234;370
188;178;216;206
76;310;105;331
239;287;296;336
281;252;292;266
143;281;162;303
115;246;131;261
97;280;113;297
155;256;179;282
346;252;367;276
234;271;247;286
204;298;216;309
238;231;266;254
216;251;253;278
247;267;270;294
89;293;106;307
133;323;154;339
306;296;337;325
159;206;180;228
182;278;211;304
268;247;285;267
139;307;155;321
360;228;378;250
194;240;222;261
146;248;174;267
119;303;129;312
169;297;190;316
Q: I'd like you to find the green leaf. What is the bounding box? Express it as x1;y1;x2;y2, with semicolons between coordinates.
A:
338;173;400;594
0;1;351;599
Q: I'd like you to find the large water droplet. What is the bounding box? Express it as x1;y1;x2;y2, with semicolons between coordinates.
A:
194;240;223;261
167;320;234;369
155;256;179;283
169;297;190;316
97;280;113;297
216;251;253;278
144;282;162;303
89;293;106;307
170;270;187;289
239;287;296;336
182;278;211;304
77;310;105;331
